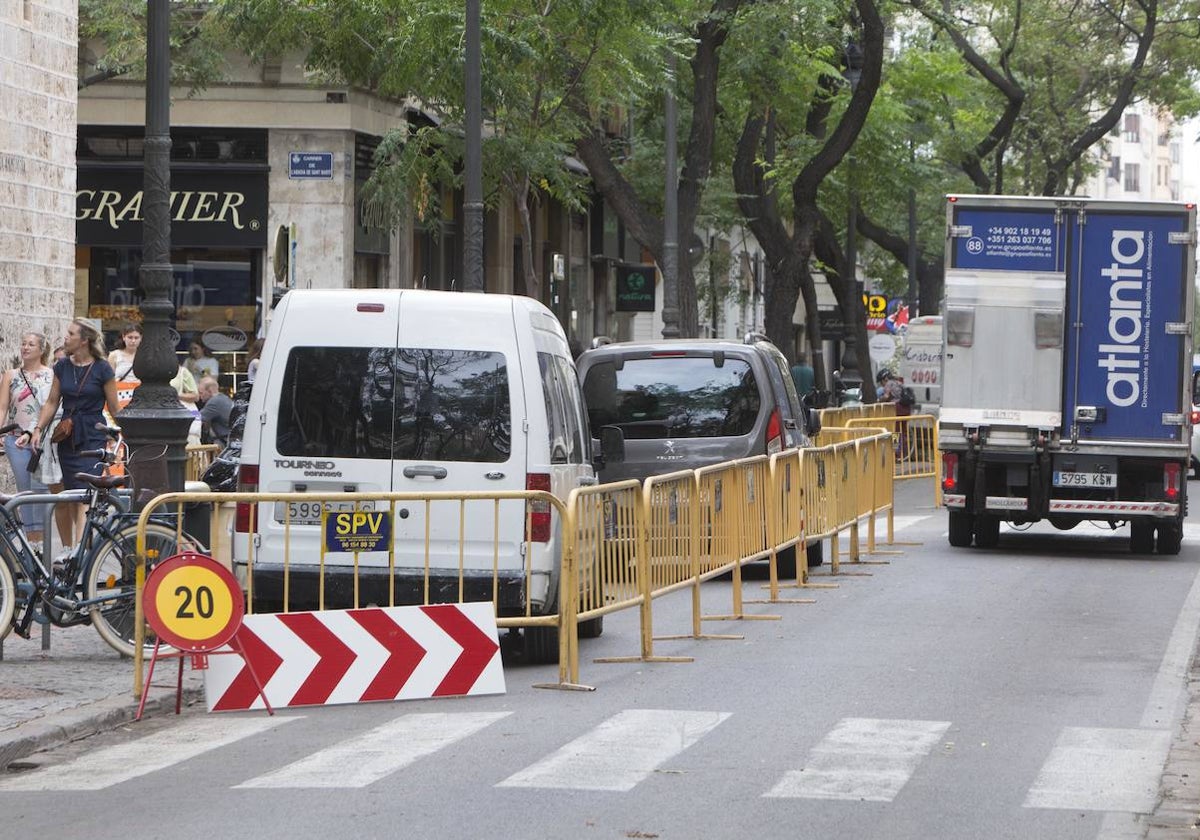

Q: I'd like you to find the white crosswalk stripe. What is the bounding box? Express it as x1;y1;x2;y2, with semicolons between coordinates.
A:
764;718;951;802
235;711;511;789
496;708;730;792
1023;727;1171;812
0;715;297;791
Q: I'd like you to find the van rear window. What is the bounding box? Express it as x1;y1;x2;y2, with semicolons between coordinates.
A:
276;347;511;462
583;357;760;438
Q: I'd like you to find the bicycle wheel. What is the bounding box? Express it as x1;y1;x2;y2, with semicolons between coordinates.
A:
0;553;15;643
84;521;192;658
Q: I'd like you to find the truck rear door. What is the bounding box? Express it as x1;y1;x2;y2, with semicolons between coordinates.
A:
944;199;1067;431
1064;207;1194;443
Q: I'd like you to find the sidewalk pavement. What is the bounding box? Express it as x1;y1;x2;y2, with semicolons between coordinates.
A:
0;624;202;768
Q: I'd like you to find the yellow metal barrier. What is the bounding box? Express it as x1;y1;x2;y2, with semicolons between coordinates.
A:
847;414;941;506
184;444;220;482
132;428;902;696
133;489;583;696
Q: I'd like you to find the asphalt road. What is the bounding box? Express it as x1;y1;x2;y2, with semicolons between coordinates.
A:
1;477;1197;840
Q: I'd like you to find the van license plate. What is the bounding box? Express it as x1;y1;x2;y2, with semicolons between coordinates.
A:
273;501;369;526
1053;472;1116;488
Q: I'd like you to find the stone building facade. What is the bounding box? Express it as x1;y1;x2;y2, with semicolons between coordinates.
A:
0;0;77;366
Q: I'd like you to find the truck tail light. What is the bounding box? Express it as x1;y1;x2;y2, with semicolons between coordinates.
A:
942;453;959;492
1164;462;1181;502
526;473;552;543
236;463;259;533
766;408;783;454
1190;409;1200;425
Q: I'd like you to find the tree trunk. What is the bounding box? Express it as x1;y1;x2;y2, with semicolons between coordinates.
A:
514;177;540;302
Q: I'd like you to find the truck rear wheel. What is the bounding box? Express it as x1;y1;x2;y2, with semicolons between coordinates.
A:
1130;521;1155;554
948;511;974;547
974;515;1000;549
1157;523;1183;556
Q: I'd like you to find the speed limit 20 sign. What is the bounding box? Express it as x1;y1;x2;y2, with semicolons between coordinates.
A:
142;553;244;652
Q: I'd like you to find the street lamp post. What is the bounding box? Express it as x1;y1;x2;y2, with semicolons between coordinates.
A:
118;0;193;496
661;52;680;339
838;41;865;390
463;0;484;293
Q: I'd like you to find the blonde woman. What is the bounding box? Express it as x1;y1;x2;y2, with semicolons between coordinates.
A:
20;319;120;545
0;332;66;545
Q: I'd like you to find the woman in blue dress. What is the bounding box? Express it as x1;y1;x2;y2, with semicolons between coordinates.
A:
19;319;120;546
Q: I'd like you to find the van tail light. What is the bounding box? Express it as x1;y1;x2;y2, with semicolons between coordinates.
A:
1164;462;1181;502
1190;409;1200;425
526;473;552;542
942;453;959;492
236;463;259;533
766;408;783;454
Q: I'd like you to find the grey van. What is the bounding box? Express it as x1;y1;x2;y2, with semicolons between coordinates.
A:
577;335;823;570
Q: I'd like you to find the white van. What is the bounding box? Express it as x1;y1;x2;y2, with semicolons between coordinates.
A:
233;289;598;650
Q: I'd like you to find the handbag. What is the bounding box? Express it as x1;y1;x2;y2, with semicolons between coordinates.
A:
50;417;72;444
50;362;93;445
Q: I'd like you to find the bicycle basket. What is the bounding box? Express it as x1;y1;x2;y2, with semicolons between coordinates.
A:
125;443;170;507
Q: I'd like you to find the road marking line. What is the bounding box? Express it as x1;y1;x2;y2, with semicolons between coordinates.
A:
1141;560;1200;729
1023;727;1170;812
886;515;930;533
0;715;297;791
764;718;950;802
496;708;730;792
236;711;511;788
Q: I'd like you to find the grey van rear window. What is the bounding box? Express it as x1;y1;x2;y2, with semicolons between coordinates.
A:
276;347;511;462
583;357;759;438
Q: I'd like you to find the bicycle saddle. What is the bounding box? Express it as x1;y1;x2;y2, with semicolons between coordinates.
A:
75;473;127;489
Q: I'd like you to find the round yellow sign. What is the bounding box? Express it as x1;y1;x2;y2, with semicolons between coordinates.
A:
152;563;237;643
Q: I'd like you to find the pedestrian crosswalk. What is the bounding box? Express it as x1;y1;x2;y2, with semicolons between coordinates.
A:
0;709;1172;815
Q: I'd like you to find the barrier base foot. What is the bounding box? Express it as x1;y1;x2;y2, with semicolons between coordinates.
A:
811;571;873;577
655;633;744;641
745;596;818;604
867;550;904;556
885;540;923;546
533;681;596;692
848;559;891;565
702;613;782;621
797;582;840;589
594;655;694;664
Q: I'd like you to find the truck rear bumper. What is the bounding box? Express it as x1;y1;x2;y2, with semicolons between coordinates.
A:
943;493;1179;518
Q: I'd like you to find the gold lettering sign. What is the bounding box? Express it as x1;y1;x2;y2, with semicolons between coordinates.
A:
75;189;247;230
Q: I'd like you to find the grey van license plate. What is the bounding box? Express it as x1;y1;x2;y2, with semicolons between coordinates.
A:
273;500;370;526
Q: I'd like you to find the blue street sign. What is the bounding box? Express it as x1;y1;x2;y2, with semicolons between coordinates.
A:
288;152;334;180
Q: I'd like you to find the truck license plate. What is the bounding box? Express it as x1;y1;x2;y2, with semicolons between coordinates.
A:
273;500;369;526
1053;472;1115;488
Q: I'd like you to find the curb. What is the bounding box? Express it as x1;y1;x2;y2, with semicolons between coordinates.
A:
0;686;204;769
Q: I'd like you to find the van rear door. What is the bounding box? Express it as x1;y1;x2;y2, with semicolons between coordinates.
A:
260;294;399;539
390;293;526;573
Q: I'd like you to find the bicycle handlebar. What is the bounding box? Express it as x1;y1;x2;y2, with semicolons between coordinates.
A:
0;423;19;436
79;449;118;464
94;422;122;439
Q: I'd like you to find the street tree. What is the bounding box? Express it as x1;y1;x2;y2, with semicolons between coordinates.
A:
730;0;885;390
78;0;228;91
217;0;671;303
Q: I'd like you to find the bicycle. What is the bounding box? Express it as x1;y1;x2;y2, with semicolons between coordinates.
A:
0;423;205;657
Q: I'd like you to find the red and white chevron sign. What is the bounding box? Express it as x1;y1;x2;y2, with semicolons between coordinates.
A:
204;602;505;711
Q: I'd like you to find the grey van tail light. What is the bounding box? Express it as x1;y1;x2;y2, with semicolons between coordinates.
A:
1034;309;1063;348
946;308;974;347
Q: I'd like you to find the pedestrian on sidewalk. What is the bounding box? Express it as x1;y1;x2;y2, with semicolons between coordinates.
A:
19;319;120;549
106;323;142;412
0;331;66;546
